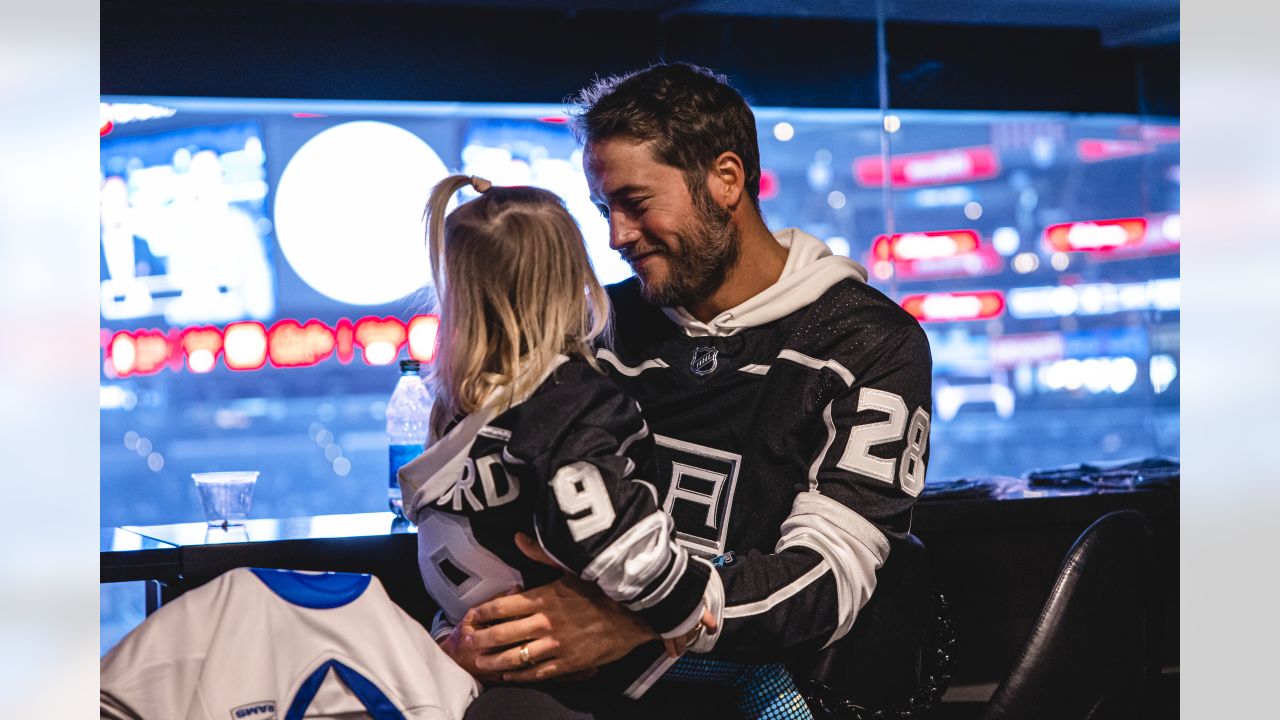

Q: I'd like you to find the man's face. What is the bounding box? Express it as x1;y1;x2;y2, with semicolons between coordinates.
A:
584;138;738;307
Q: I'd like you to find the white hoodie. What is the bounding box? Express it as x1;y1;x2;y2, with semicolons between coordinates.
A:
662;227;869;337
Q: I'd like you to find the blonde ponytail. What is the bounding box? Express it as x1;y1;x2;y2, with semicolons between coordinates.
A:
424;175;478;300
423;175;611;438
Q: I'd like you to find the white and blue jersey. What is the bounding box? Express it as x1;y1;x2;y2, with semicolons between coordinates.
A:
100;567;479;719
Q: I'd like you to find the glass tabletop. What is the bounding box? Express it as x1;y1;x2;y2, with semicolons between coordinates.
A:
100;526;179;553
121;511;415;547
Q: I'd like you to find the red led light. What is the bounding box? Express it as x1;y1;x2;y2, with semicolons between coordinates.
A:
181;327;223;373
291;113;328;118
268;319;336;368
335;319;355;365
108;332;136;377
223;322;269;371
1076;139;1153;163
1043;218;1147;252
538;116;569;124
759;168;780;201
854;146;1001;188
101;315;440;375
872;230;980;262
354;316;408;365
407;315;441;363
100;120;114;137
901;291;1005;322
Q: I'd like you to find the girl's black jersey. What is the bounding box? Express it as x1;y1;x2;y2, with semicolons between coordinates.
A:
599;265;933;663
397;356;711;697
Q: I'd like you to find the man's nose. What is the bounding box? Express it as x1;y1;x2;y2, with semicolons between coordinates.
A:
608;215;639;252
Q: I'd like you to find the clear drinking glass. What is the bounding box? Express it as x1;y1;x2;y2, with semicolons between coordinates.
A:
192;471;259;528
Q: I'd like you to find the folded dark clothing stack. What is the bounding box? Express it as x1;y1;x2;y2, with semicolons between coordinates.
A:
1026;456;1179;490
919;477;1003;501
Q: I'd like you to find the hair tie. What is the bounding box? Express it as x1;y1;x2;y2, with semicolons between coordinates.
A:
470;175;492;193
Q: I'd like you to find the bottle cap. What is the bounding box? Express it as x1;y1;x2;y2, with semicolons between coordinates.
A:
399;359;421;374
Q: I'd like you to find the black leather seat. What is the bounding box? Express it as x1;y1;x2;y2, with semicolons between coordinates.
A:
978;510;1156;720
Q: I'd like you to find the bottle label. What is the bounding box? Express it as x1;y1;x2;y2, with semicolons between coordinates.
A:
390;443;425;488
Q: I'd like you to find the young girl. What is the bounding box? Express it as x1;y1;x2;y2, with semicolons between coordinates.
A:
398;175;812;719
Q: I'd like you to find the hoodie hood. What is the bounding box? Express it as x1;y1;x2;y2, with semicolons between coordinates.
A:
662;228;868;337
397;355;569;523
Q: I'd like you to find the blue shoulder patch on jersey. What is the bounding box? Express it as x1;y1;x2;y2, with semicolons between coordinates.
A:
249;568;371;609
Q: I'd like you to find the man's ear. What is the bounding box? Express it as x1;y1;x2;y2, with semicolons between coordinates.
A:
706;151;745;210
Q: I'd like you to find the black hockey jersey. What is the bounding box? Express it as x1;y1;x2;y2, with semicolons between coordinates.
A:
598;228;933;664
397;355;711;696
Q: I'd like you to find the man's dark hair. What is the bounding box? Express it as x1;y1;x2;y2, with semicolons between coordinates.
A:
571;62;761;211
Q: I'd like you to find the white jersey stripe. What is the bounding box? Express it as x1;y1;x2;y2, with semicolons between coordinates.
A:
687;560;724;654
722;561;830;619
738;363;771;375
777;492;888;647
616;420;650;457
808;400;838;491
623;653;680;699
581;511;677;601
777;349;855;387
627;544;688;611
596;348;670;376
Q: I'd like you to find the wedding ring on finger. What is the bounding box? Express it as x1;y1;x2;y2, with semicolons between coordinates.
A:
518;643;534;667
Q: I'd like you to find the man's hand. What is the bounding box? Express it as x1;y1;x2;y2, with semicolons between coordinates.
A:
662;605;718;658
437;609;506;685
462;532;658;682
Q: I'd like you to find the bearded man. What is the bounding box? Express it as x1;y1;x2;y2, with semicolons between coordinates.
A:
445;62;936;719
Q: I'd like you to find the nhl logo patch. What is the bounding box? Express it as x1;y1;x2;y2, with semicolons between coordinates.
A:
690;346;718;377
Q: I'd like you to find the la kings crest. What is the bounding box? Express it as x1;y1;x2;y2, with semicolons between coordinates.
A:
653;434;741;557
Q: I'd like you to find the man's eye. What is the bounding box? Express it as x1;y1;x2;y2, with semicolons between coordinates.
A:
595;203;610;219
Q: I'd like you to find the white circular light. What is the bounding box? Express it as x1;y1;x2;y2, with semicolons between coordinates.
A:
827;191;847;210
773;122;795;142
274;121;449;305
883;115;902;133
363;341;397;366
1012;253;1039;273
1110;357;1138;393
1050;252;1071;271
992;226;1021;256
188;349;216;374
963;201;983;220
1049;286;1079;316
824;236;851;257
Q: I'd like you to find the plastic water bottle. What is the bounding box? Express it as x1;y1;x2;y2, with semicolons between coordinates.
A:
386;359;432;518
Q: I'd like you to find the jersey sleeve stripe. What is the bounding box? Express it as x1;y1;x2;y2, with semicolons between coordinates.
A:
808;400;839;491
622;653;681;699
739;363;771;375
616;420;650;457
776;349;855;387
721;561;831;619
596;348;671;376
777;492;889;647
687;558;724;654
580;511;679;601
626;544;688;610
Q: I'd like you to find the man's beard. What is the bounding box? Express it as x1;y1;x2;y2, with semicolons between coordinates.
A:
636;193;740;308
